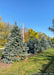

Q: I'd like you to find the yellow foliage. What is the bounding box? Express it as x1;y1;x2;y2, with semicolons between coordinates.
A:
16;56;20;58
36;34;38;38
0;17;12;46
28;29;39;40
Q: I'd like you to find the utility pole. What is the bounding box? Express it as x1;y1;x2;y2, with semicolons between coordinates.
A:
22;23;24;43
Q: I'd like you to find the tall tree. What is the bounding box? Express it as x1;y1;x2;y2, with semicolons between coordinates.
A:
40;36;50;50
1;22;28;63
28;29;38;40
49;19;54;34
49;19;54;44
0;17;12;46
27;38;40;54
47;37;52;48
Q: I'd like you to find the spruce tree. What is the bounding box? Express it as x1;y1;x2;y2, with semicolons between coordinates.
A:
1;22;28;63
27;38;41;54
40;36;49;50
47;37;52;48
27;39;34;53
33;38;41;54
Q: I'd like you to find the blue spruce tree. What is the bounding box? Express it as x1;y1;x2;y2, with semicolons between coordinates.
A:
40;36;50;50
27;39;34;53
1;22;28;63
27;38;41;54
47;37;52;48
33;38;41;54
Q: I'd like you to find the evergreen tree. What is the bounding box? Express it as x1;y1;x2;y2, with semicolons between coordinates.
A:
27;38;41;54
27;39;34;53
47;37;52;48
33;38;41;54
49;18;54;32
49;18;54;44
40;36;49;50
1;22;28;63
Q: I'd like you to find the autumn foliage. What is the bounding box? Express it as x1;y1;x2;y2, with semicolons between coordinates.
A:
0;17;12;47
0;16;53;47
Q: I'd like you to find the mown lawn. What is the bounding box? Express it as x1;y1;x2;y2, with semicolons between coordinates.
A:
0;53;2;57
0;48;54;75
0;49;4;51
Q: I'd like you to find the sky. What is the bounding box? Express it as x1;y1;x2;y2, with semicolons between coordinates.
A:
0;0;54;37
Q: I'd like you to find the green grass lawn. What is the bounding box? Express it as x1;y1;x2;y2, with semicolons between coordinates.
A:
0;48;54;75
0;49;4;51
0;53;2;57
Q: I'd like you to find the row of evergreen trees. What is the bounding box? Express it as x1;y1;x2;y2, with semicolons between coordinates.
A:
27;36;52;54
1;23;52;63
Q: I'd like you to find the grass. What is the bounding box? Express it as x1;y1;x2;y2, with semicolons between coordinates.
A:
0;53;2;57
0;49;4;51
0;48;54;75
45;61;54;72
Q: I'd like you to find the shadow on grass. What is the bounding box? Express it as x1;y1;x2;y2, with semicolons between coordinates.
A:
29;53;53;62
40;55;54;73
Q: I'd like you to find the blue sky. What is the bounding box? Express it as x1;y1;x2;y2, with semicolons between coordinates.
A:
0;0;54;37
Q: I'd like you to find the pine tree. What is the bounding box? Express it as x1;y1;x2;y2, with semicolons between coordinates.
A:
1;22;28;63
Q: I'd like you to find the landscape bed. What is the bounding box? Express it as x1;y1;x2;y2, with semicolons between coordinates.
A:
0;48;54;75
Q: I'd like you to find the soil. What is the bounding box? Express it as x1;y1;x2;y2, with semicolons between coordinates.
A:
0;57;12;71
0;54;36;70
